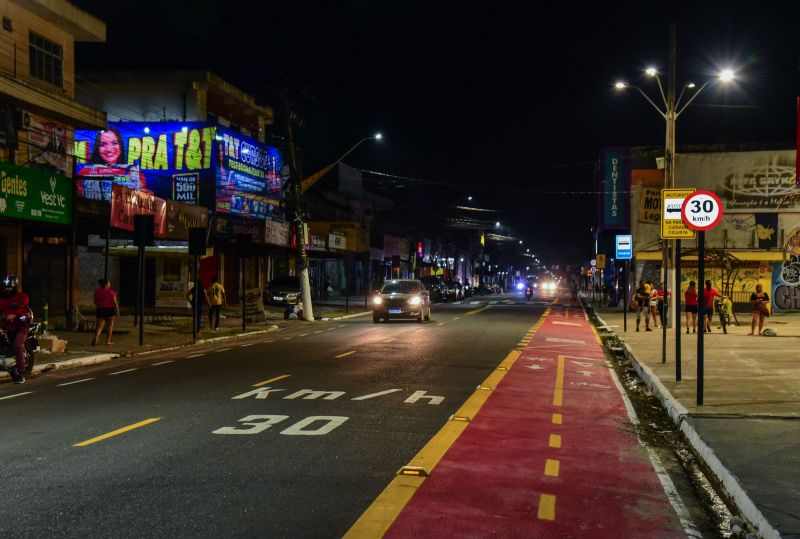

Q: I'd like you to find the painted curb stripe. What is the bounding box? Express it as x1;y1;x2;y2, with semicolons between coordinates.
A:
74;417;161;447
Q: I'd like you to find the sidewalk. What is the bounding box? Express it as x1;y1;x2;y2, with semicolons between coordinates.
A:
593;306;800;538
3;300;370;380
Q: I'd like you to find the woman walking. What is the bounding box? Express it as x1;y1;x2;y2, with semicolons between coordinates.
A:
93;279;120;345
749;284;770;335
684;281;698;334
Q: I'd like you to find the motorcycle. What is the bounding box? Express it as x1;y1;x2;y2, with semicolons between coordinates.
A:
0;316;41;380
525;286;533;301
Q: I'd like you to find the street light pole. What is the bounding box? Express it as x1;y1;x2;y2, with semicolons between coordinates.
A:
616;30;735;353
285;111;314;321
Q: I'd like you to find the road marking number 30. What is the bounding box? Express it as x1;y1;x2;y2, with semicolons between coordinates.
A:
213;415;349;436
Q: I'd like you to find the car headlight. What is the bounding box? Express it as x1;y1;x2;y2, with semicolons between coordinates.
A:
516;282;524;290
533;283;538;288
373;296;383;305
408;295;421;305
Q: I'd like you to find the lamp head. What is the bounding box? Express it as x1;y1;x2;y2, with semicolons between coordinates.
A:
687;82;696;89
614;81;627;90
374;133;383;140
718;69;735;83
645;67;657;77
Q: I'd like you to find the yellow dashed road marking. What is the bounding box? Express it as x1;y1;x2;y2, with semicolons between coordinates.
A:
549;434;562;448
335;351;356;358
253;374;290;388
552;413;562;424
465;306;489;316
537;494;556;521
553;355;565;406
544;459;560;477
74;418;161;447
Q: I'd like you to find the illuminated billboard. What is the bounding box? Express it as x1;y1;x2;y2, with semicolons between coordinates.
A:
74;122;216;207
215;126;283;220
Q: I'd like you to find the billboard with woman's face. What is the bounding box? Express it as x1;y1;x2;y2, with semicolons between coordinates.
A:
75;123;284;220
74;122;216;208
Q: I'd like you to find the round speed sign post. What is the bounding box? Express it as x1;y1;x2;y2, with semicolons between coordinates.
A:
681;190;724;406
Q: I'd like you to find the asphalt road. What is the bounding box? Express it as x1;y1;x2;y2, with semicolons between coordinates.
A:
0;293;549;537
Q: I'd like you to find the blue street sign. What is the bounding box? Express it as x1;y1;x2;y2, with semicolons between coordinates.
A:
615;234;633;260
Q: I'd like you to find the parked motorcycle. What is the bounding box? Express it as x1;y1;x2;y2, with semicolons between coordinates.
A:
0;317;41;380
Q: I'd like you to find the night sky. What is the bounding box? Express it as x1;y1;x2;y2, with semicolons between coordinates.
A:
72;0;800;263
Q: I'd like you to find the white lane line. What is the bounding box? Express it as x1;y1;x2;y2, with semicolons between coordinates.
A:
283;337;293;340
264;340;275;343
337;325;345;328
186;353;205;358
57;378;94;386
216;347;233;352
470;301;480;305
299;333;309;337
327;328;336;331
314;331;324;334
109;368;138;376
152;360;175;366
0;391;33;400
239;343;255;348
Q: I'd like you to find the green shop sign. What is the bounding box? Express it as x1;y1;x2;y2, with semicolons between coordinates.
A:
0;162;72;224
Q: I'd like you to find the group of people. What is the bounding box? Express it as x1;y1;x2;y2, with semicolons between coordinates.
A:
634;277;771;336
633;280;670;332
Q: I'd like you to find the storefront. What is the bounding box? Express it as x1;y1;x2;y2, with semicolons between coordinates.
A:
0;162;73;314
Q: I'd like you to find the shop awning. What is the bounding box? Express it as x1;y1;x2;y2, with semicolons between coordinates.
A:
635;250;783;262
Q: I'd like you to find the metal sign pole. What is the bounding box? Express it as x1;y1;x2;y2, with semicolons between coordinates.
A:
623;260;628;332
675;239;682;381
697;231;705;406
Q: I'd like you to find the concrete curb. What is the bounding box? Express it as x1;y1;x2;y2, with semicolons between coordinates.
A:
0;325;283;380
594;313;780;539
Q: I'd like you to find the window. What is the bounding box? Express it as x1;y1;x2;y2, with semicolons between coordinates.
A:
29;31;63;87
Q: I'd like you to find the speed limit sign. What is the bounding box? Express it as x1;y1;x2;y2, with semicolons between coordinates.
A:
680;190;724;231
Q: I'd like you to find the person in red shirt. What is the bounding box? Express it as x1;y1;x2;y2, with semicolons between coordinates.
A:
684;280;698;334
92;279;120;345
703;279;721;333
0;274;31;384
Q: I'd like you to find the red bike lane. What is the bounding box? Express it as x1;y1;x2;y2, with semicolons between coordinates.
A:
383;304;686;538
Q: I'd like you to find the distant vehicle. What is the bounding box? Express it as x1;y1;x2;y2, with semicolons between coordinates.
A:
264;276;301;305
419;276;446;302
372;279;431;323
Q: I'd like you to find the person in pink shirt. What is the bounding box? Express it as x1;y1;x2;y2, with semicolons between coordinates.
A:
92;279;120;345
684;280;698;333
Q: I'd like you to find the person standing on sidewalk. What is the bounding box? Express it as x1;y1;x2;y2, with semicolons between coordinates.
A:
206;276;226;331
635;280;652;332
186;282;208;331
92;279;119;345
703;280;721;332
684;280;698;334
647;280;659;328
749;284;770;335
657;281;670;328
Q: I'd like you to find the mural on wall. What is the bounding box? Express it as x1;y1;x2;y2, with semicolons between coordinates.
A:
676;150;797;211
773;224;800;312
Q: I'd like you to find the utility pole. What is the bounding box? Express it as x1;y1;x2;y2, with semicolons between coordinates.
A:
285;106;314;322
664;23;677;332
